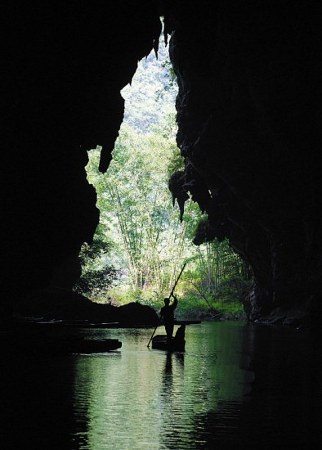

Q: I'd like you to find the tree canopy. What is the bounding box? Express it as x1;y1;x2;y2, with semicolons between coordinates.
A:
74;36;249;319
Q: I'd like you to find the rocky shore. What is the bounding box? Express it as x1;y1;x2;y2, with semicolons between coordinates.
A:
13;288;160;328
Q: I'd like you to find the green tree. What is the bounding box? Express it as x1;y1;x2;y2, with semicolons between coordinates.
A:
77;34;247;318
74;226;119;299
86;122;191;298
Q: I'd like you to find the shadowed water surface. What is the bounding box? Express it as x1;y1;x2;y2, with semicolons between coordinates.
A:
1;321;320;449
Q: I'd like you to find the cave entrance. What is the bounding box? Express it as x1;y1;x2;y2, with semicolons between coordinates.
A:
75;34;247;319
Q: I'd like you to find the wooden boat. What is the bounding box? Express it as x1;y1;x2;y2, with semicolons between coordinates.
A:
70;338;122;353
33;319;120;329
1;336;122;356
151;320;201;352
152;334;185;352
152;324;186;352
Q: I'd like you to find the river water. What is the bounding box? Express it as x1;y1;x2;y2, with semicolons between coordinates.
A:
1;321;320;449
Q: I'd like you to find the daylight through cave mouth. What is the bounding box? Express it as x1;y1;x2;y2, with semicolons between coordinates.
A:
75;34;246;319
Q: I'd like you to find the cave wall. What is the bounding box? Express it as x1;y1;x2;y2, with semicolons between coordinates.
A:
1;1;321;322
1;1;161;317
165;0;322;319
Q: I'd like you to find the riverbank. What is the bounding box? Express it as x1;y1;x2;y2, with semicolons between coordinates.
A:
13;286;312;332
13;288;159;327
13;287;247;328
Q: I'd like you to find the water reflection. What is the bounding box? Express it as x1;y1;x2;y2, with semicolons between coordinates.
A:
161;351;184;394
1;322;317;449
71;323;254;449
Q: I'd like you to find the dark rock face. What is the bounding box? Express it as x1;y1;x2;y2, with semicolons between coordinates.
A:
2;1;321;323
14;288;159;327
165;1;322;321
1;1;161;318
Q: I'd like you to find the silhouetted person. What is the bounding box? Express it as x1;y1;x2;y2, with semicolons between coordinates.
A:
175;324;185;341
160;294;178;342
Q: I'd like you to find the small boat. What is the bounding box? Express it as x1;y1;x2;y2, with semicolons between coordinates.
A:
1;336;122;356
152;335;185;352
152;324;186;352
71;338;122;353
33;320;120;329
149;320;201;352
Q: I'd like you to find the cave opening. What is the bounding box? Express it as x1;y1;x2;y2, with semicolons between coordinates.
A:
2;2;321;448
74;33;248;321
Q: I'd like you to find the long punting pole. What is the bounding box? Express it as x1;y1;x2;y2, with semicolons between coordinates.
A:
147;262;187;347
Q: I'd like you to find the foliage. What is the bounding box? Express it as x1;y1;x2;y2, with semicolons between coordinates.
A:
74;268;119;299
73;232;119;298
75;35;250;318
86;123;192;297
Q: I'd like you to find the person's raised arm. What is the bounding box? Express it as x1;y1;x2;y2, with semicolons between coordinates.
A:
172;295;178;309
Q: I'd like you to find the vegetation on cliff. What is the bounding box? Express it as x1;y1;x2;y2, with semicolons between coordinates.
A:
74;36;250;319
